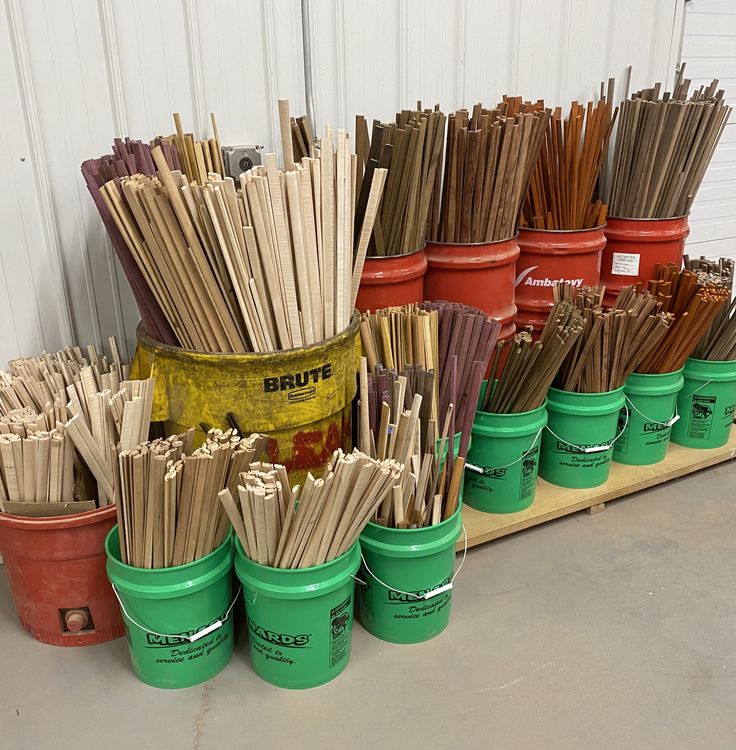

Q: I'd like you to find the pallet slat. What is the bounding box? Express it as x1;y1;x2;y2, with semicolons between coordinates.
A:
457;426;736;550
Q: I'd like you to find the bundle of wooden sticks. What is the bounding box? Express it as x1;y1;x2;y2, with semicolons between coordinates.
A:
429;99;550;243
100;107;386;353
520;97;617;230
687;257;736;362
359;302;499;436
554;283;673;392
605;66;731;218
0;339;138;515
354;106;446;256
481;302;585;413
637;265;730;373
117;430;268;568
357;356;460;529
0;426;75;515
358;302;497;526
82;116;225;345
219;448;401;568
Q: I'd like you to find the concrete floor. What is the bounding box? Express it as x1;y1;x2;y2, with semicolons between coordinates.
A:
1;463;735;750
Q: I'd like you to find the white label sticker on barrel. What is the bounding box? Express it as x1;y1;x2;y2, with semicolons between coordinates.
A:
611;252;640;276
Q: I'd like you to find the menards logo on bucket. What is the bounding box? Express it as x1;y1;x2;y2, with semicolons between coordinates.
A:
387;577;452;603
515;266;583;288
247;615;311;648
145;607;229;647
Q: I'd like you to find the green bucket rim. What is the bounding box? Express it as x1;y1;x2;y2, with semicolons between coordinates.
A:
682;356;736;382
625;368;684;396
472;399;548;437
359;504;463;558
105;525;233;600
546;386;625;416
234;538;360;600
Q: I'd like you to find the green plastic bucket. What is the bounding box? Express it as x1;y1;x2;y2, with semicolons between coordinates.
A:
672;357;736;449
540;386;625;489
234;539;360;689
357;505;463;644
613;369;684;466
105;526;235;689
464;383;547;513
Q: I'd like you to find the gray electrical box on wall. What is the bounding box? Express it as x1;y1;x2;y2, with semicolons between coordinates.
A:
222;145;264;179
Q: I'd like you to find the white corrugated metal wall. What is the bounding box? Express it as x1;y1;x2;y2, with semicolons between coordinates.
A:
680;0;736;261
0;0;692;365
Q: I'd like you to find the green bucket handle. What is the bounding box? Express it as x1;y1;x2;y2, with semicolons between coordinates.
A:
357;526;468;601
112;584;242;644
466;426;545;476
545;403;630;453
624;395;680;429
677;378;714;403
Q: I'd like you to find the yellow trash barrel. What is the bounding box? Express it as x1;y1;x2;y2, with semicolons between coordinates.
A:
132;314;360;485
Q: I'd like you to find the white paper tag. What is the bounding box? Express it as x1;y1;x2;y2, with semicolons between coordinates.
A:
424;583;453;600
667;414;681;427
611;252;641;276
188;620;223;642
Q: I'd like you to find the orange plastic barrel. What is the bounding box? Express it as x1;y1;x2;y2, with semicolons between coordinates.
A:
601;216;689;307
516;226;605;334
0;505;125;646
424;237;519;341
355;248;427;312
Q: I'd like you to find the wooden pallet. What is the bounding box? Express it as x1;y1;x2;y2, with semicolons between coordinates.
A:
460;427;736;550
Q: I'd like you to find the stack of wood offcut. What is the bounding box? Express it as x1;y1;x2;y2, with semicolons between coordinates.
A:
637;265;730;373
520;94;617;230
553;283;674;392
82;115;226;345
428;98;550;243
357;302;499;527
91;103;386;354
354;105;446;256
219;448;403;568
116;430;268;568
604;66;731;218
0;338;148;516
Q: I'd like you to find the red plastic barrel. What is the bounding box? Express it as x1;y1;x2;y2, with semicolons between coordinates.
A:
0;505;125;646
516;226;605;334
355;248;427;312
424;237;519;341
601;216;689;306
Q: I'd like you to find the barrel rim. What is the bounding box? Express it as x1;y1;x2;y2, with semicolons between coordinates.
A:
606;213;689;222
516;224;606;235
137;310;360;363
426;233;519;249
0;502;116;531
362;245;426;261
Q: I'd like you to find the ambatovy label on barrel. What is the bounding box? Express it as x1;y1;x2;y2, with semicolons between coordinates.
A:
143;607;231;665
247;615;312;667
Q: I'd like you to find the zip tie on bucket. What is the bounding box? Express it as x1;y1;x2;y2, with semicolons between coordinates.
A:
465;426;545;475
112;585;241;643
544;403;629;453
624;395;680;428
357;525;468;601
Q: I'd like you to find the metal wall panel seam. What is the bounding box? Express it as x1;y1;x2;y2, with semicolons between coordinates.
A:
5;0;75;347
455;0;468;108
260;0;281;158
335;0;347;129
97;0;132;359
184;0;207;136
